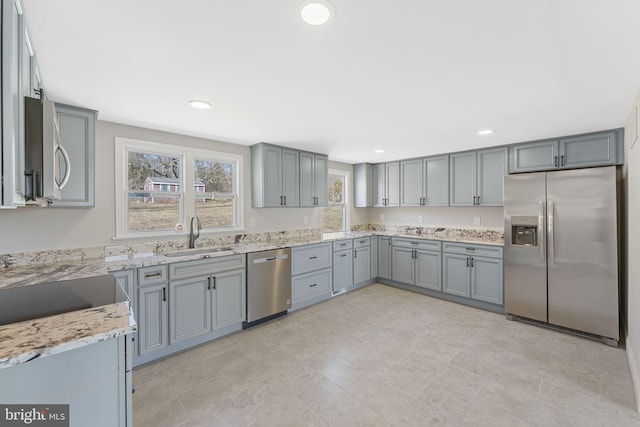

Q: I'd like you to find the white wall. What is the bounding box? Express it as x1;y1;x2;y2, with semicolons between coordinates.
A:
624;89;640;410
366;206;504;229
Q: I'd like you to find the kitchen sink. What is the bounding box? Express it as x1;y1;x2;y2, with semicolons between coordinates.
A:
0;275;128;326
163;247;235;257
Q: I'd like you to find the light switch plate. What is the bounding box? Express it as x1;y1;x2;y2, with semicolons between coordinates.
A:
249;218;256;227
380;214;385;221
474;216;481;225
418;215;424;223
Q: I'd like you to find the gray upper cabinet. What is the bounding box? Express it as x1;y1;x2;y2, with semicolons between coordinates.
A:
377;236;392;279
373;162;400;207
424;155;449;206
450;148;506;206
300;152;328;207
251;143;299;207
353;163;373;207
400;156;450;207
509;129;623;173
50;104;97;207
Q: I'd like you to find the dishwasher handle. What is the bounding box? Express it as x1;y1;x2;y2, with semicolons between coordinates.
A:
252;254;289;264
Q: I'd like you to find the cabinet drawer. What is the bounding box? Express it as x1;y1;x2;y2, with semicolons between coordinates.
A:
137;265;168;286
392;237;441;252
292;243;332;275
353;237;371;248
169;254;246;280
332;239;353;251
442;242;503;258
292;268;332;303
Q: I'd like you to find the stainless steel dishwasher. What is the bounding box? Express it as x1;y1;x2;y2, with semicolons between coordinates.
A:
244;248;291;328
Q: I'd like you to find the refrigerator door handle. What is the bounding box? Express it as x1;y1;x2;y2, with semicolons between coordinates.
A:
548;200;555;265
538;200;545;264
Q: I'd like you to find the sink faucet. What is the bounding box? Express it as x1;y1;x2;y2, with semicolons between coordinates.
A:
189;216;202;248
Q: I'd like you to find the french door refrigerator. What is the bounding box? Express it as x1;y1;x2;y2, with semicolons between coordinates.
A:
504;166;619;345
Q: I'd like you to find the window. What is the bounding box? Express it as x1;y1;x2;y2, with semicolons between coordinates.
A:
322;170;347;232
115;138;243;238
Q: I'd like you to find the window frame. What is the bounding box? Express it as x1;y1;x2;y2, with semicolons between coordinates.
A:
114;137;244;239
322;169;349;233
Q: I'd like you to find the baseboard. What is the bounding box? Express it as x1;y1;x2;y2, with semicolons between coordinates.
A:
626;335;640;412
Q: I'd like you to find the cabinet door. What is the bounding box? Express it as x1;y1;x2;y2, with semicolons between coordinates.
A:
137;284;168;355
51;104;96;207
262;146;283;207
377;236;392;279
353;163;373;207
391;247;415;285
333;249;353;291
1;1;24;206
559;132;617;169
299;152;314;207
213;269;246;328
400;159;423;206
442;253;470;297
471;256;503;305
476;148;506;206
353;246;371;284
449;152;475;206
415;250;441;291
372;163;386;207
385;162;400;207
424;155;449;206
169;277;210;344
282;149;299;206
370;236;378;279
314;155;329;206
509;140;558;173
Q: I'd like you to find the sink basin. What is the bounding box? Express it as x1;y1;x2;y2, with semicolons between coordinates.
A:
0;275;128;326
164;247;234;258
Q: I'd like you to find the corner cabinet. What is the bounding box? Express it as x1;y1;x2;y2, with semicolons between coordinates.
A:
251;143;299;207
450;147;506;206
353;163;373;207
509;129;623;173
50;103;97;207
300;151;328;207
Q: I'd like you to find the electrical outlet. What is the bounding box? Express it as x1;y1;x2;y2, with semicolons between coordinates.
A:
418;215;424;223
249;218;256;227
303;215;308;225
380;214;385;221
474;216;481;225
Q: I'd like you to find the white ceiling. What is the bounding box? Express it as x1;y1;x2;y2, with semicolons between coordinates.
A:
21;0;640;163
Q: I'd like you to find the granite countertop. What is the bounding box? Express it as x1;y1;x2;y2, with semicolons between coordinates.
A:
0;226;501;368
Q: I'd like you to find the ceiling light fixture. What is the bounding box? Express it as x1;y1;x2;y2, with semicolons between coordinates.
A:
374;149;385;154
300;2;333;26
188;100;213;110
478;129;495;135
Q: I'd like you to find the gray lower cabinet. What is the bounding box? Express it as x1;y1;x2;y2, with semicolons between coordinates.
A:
291;243;333;310
50;103;97;207
442;243;503;305
333;248;353;292
508;129;623;173
377;236;392;279
213;269;246;328
169;276;210;344
353;237;375;285
137;283;168;356
391;238;441;290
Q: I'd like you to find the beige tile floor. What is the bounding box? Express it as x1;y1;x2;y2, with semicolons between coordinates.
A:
133;283;640;426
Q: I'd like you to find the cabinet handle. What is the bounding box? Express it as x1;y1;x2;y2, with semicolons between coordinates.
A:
477;196;480;205
310;283;317;287
470;257;474;267
358;240;366;244
144;271;162;279
280;195;283;205
411;241;419;245
309;256;317;260
213;276;216;290
340;254;348;258
465;247;475;251
207;277;211;290
162;287;166;302
466;257;470;267
554;156;559;167
354;250;357;259
560;155;565;167
412;250;416;259
388;238;391;246
283;196;287;205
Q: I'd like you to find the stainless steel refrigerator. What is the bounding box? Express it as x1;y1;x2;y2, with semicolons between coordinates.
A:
504;166;619;345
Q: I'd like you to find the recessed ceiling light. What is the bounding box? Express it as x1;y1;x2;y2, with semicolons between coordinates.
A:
374;149;385;154
478;129;495;135
300;2;333;26
188;100;213;110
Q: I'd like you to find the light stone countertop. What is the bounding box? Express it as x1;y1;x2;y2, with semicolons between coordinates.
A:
0;226;502;368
